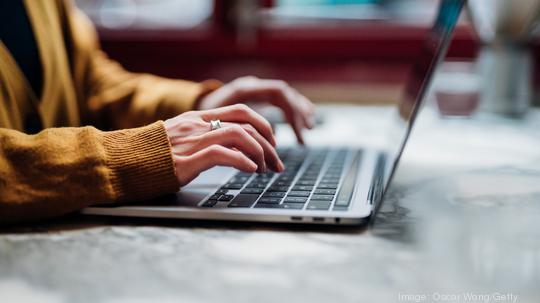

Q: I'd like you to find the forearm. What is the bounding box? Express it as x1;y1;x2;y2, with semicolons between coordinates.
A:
0;122;179;224
66;5;222;129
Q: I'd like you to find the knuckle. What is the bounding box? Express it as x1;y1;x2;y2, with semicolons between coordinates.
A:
243;75;257;80
235;76;257;84
195;120;208;130
234;103;251;114
261;119;272;132
206;145;223;157
242;124;256;135
277;80;288;87
273;80;288;91
255;144;264;156
226;124;245;136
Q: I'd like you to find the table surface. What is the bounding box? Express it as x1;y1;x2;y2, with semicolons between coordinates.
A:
1;104;540;303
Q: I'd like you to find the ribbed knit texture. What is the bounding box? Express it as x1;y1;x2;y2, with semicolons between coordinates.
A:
103;121;180;202
0;1;221;224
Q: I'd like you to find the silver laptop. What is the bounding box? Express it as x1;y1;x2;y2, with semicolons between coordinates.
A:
83;0;465;225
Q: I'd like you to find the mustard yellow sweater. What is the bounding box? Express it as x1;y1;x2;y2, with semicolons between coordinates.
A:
0;0;221;224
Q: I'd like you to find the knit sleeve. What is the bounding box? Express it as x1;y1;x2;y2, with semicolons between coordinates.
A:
0;121;179;224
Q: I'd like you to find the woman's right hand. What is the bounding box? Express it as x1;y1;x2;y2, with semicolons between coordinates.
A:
164;104;285;186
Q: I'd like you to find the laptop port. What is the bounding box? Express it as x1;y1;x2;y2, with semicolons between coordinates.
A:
312;217;325;222
291;216;303;221
335;218;341;224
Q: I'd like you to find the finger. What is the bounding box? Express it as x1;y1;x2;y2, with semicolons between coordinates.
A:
200;104;277;147
234;80;307;144
267;85;306;144
283;88;312;132
222;122;284;172
190;124;268;173
291;111;305;145
295;91;316;129
176;145;257;186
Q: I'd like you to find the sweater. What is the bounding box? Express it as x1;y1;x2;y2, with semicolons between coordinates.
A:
0;0;221;224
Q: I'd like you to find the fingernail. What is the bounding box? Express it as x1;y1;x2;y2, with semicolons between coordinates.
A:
278;160;285;172
308;117;315;129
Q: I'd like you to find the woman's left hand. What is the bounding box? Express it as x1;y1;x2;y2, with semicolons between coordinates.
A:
197;76;315;144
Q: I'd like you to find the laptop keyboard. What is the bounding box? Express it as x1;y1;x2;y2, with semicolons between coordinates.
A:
199;148;361;211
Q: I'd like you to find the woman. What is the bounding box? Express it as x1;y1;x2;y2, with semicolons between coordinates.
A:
0;0;315;224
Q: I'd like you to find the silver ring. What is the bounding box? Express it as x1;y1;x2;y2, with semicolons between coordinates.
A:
210;119;222;131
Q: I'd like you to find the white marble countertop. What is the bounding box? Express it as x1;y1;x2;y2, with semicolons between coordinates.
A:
1;105;540;303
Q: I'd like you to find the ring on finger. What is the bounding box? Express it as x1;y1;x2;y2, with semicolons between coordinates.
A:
210;119;222;131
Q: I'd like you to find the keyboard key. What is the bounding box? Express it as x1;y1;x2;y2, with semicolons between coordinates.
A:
201;200;218;207
276;176;293;182
263;192;286;198
228;194;258;208
215;189;228;195
242;188;264;194
209;194;221;200
236;172;253;177
297;180;316;186
229;176;250;183
257;172;275;178
292;186;313;191
258;197;282;204
288;191;311;197
307;200;332;210
284;197;308;203
267;186;289;192
280;203;304;209
314;189;336;195
321;178;340;183
218;194;235;201
223;183;243;189
247;182;268;189
254;177;272;183
310;194;334;201
317;183;338;189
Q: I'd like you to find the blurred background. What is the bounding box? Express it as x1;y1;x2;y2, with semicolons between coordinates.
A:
74;0;540;115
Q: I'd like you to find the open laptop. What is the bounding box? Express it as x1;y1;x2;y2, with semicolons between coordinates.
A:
83;0;466;225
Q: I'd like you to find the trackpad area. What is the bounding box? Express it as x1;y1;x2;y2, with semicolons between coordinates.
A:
183;166;235;188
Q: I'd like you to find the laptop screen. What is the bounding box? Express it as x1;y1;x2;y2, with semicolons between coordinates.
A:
381;0;466;193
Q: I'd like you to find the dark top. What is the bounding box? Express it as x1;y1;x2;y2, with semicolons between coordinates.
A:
0;0;43;99
0;0;44;133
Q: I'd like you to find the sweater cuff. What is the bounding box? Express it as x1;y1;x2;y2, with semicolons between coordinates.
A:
102;121;180;202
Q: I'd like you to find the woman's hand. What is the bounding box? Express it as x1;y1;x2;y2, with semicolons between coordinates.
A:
197;76;315;144
164;104;285;186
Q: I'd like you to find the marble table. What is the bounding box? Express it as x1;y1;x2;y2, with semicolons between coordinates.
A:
1;105;540;303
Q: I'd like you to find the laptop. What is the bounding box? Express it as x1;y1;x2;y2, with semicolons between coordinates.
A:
83;0;465;225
